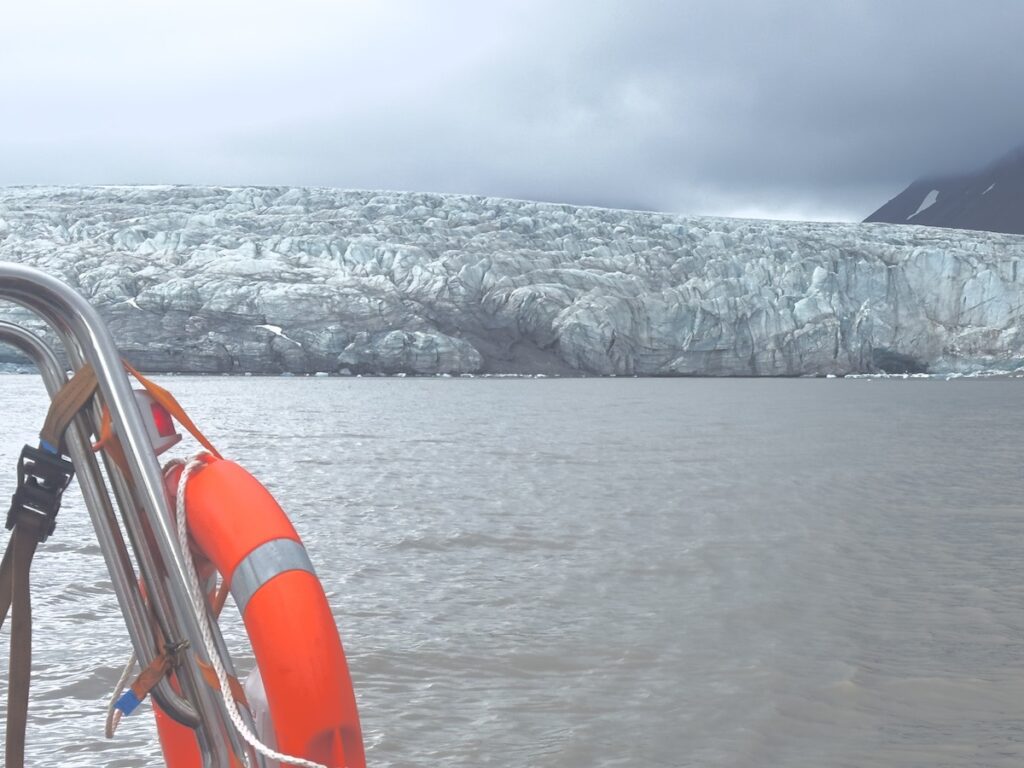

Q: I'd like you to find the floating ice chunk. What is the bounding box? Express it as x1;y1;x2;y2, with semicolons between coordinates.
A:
254;324;302;346
908;189;939;219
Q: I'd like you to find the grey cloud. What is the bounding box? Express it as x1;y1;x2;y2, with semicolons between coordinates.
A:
1;0;1021;221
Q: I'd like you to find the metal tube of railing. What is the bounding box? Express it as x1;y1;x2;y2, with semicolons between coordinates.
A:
32;310;264;768
0;321;200;726
0;264;252;767
0;282;227;766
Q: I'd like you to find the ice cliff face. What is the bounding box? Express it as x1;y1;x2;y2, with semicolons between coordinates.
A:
0;186;1023;376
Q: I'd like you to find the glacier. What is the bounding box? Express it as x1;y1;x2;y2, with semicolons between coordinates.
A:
1;185;1023;376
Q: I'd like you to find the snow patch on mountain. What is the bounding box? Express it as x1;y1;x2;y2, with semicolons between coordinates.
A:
908;190;939;219
866;144;1024;235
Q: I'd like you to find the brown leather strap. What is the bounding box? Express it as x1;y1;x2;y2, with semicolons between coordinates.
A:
3;529;40;768
38;363;98;454
128;651;173;702
0;536;13;628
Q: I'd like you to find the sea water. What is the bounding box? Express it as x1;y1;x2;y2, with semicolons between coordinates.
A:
0;376;1022;767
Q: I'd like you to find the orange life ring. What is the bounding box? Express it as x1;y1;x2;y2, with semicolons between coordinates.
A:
153;457;365;768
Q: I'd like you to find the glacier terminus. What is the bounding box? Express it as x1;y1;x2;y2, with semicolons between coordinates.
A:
1;185;1023;377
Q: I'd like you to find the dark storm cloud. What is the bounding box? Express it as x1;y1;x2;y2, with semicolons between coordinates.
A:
1;0;1022;220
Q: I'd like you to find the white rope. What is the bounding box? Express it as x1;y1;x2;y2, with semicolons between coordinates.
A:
104;651;137;738
176;453;329;768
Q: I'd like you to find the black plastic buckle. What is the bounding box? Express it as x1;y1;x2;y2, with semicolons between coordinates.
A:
6;445;75;542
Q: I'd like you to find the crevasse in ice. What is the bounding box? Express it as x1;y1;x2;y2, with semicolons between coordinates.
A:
0;186;1022;376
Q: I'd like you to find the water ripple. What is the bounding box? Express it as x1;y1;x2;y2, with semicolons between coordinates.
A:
0;376;1022;767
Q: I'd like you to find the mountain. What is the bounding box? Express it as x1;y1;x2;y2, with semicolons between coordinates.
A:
864;146;1024;234
1;186;1023;376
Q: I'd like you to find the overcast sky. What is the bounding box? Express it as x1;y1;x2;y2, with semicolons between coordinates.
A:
1;1;1021;221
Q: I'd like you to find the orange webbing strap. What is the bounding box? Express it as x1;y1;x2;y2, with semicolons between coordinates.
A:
195;656;249;709
38;363;99;454
92;361;222;470
92;406;131;475
122;362;221;460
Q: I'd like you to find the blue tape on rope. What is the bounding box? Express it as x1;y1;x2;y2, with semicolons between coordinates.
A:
115;690;141;716
39;440;59;455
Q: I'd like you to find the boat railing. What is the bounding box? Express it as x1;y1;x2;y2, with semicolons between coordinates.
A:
0;262;261;768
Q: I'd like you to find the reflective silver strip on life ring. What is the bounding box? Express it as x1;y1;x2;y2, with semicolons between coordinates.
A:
230;538;317;615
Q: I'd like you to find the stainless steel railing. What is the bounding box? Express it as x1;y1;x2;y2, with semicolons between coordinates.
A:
0;263;261;767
